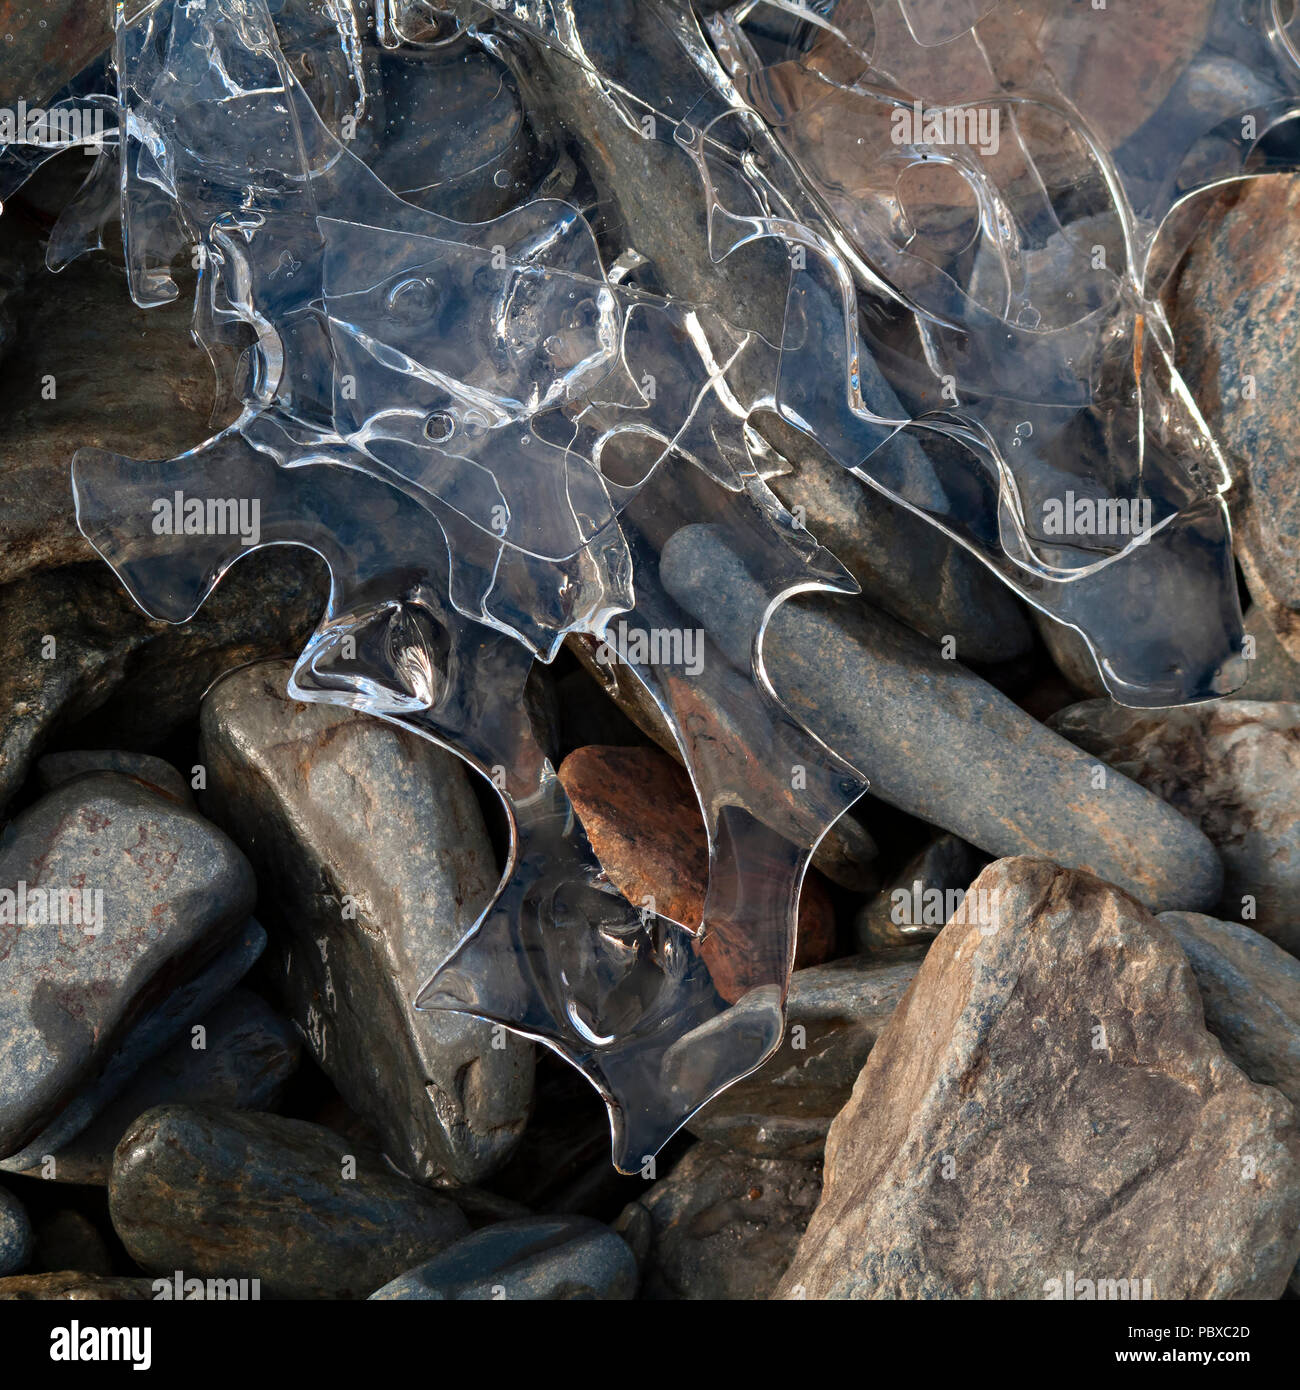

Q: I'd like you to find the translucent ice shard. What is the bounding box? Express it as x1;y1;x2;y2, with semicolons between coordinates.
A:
1;0;1292;1167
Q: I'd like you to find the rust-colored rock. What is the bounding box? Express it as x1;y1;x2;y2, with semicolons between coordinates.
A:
776;858;1300;1300
559;744;837;1001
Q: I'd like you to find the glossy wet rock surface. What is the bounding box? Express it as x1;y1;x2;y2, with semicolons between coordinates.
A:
108;1106;472;1300
199;660;534;1184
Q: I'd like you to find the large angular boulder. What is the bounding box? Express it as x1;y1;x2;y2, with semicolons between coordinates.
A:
777;858;1300;1300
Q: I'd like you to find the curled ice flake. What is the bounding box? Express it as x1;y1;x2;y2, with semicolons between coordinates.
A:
2;0;1293;1166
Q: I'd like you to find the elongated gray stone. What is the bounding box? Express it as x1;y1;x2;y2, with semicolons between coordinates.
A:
199;660;533;1185
661;525;1223;913
11;985;299;1185
0;774;256;1158
1050;699;1300;953
109;1106;470;1300
687;954;919;1158
369;1215;638;1300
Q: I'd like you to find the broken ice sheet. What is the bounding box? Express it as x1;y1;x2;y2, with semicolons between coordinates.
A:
3;0;1296;1166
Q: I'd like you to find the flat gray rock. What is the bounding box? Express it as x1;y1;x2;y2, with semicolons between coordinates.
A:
1051;699;1300;953
199;660;533;1184
777;857;1300;1300
109;1106;471;1300
0;774;256;1158
369;1215;638;1300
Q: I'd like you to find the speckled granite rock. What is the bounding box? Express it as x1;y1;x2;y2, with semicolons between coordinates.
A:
686;954;919;1158
0;1185;32;1276
199;660;533;1184
12;986;300;1185
776;858;1300;1300
369;1215;638;1300
619;1141;821;1300
662;525;1223;913
1050;699;1300;953
0;774;256;1159
1160;912;1300;1111
109;1106;471;1300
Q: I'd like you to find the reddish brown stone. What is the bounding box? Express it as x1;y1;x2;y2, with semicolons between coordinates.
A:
558;745;837;996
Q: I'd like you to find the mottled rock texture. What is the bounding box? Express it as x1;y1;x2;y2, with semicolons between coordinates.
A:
1051;699;1300;953
109;1106;471;1300
777;858;1300;1300
662;524;1223;913
0;774;255;1158
620;1141;821;1300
